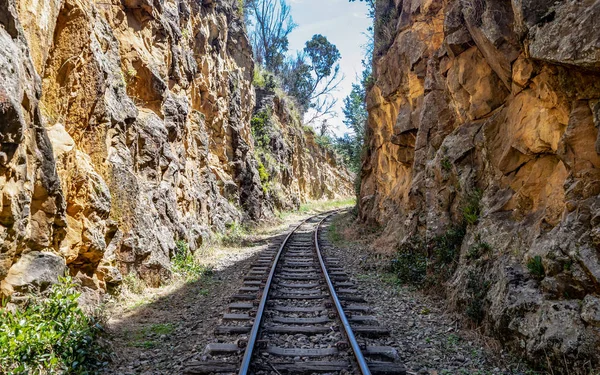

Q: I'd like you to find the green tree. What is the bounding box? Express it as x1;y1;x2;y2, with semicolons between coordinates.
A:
334;66;370;173
281;34;342;121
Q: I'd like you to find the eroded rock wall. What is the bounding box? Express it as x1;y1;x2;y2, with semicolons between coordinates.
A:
254;88;354;211
0;0;352;298
361;0;600;369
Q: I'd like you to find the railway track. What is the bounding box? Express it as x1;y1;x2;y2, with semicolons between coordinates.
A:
185;212;406;375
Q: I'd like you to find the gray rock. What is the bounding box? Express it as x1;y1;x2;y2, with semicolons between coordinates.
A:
528;1;600;70
2;251;66;293
581;295;600;327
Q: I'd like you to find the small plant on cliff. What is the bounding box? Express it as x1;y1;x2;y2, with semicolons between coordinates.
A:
467;238;491;260
253;68;277;91
257;161;270;185
527;255;545;279
465;270;490;324
251;110;271;149
441;157;452;173
0;276;107;374
462;188;483;226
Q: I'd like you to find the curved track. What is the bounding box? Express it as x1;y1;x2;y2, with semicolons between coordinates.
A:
185;212;406;375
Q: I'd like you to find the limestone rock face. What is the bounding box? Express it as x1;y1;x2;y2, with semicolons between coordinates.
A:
0;0;352;296
362;0;600;368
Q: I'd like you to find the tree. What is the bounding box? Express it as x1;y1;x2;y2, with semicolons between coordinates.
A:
281;34;343;122
336;77;368;173
247;0;296;74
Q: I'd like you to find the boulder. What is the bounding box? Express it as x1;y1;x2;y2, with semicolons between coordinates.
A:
1;252;66;294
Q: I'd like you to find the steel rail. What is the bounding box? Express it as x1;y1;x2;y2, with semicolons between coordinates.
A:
314;212;372;375
237;214;319;375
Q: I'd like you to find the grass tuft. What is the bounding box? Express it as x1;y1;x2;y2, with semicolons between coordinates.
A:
462;188;483;226
527;255;545;279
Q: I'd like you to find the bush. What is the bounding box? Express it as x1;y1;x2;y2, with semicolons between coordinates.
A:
391;251;428;285
172;240;212;281
390;226;466;289
465;270;490;324
253;68;277;91
251;110;271;149
462;189;483;226
0;277;107;374
467;240;491;260
527;255;545;279
257;160;270;193
391;238;428;285
430;227;465;266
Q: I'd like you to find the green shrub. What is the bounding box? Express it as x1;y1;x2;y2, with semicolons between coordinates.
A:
0;277;107;374
390;227;466;289
251;110;271;149
430;226;465;266
462;189;483;226
391;251;428;285
465;270;491;324
441;157;452;172
527;255;545;279
252;68;276;91
467;240;491;260
257;161;270;191
172;240;212;281
391;238;428;285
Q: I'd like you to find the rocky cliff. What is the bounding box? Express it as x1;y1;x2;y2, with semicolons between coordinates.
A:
253;88;354;211
0;0;352;298
361;0;600;370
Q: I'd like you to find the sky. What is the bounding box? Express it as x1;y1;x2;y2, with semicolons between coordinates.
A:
286;0;372;136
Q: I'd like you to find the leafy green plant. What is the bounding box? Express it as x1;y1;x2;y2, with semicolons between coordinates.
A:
441;157;452;172
462;188;483;226
430;227;465;266
391;238;428;285
527;255;545;279
172;240;212;281
252;68;277;91
0;276;107;374
467;240;491;260
465;270;491;324
257;161;270;193
251;110;271;149
390;226;466;289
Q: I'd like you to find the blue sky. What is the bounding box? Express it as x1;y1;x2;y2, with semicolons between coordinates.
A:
286;0;372;136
